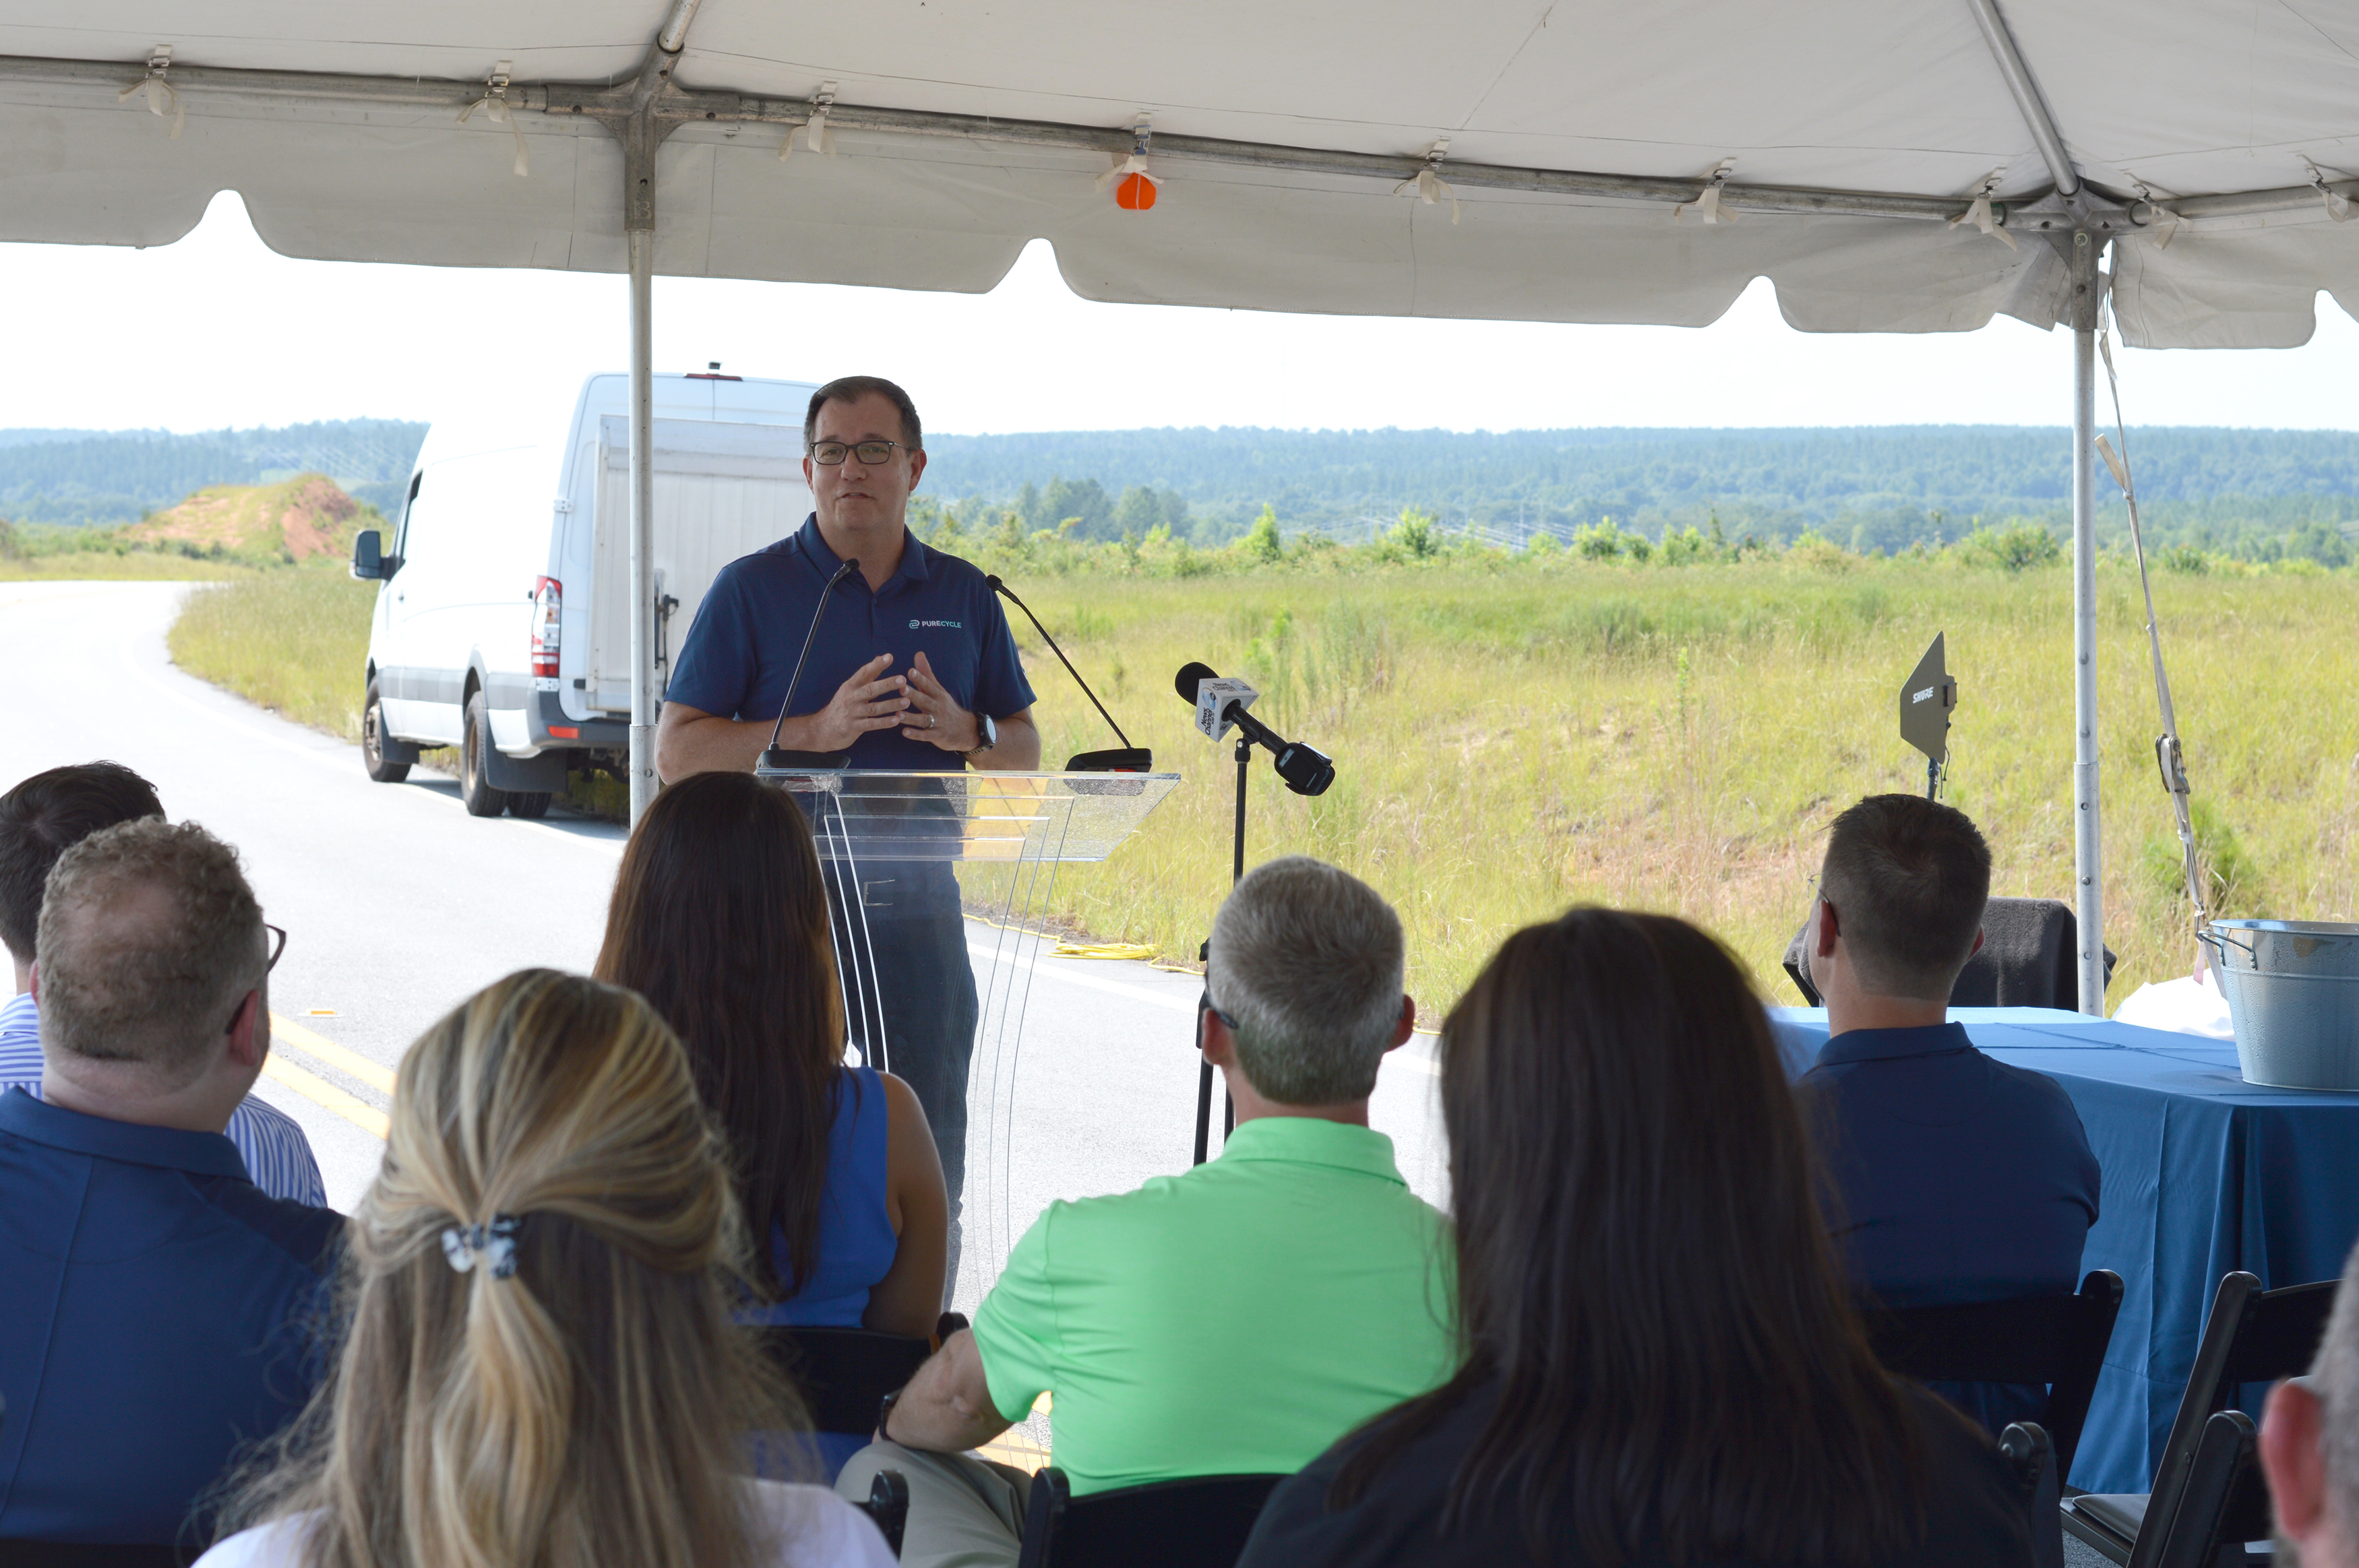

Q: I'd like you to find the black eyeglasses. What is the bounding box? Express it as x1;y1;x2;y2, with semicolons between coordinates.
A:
809;439;916;466
226;924;286;1036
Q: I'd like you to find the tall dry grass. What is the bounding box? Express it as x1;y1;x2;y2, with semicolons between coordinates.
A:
1004;557;2359;1009
164;553;2359;1011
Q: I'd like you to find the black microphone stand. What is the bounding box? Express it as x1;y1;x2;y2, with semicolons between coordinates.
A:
759;558;859;772
988;575;1151;772
1193;732;1252;1166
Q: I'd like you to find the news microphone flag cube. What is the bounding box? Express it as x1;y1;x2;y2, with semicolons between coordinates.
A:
1194;677;1259;741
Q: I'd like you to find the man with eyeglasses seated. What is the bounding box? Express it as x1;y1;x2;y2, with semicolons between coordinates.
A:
0;819;340;1547
655;375;1041;1293
0;761;324;1205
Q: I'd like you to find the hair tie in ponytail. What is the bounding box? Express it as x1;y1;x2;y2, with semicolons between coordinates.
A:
439;1215;524;1279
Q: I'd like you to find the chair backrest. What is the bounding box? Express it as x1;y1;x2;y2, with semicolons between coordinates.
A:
2151;1411;2261;1568
0;1546;189;1567
1016;1468;1286;1568
2128;1272;2337;1568
1780;896;2116;1010
1863;1269;2124;1477
752;1325;933;1436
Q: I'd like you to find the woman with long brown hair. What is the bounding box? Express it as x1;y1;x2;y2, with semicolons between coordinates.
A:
594;770;947;1341
1239;908;2033;1568
199;969;894;1568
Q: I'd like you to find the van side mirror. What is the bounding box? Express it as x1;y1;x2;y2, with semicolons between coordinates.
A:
351;529;385;580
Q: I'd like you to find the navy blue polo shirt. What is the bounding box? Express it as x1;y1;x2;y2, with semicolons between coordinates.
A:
668;515;1036;763
1798;1023;2100;1306
1797;1023;2100;1435
0;1088;342;1544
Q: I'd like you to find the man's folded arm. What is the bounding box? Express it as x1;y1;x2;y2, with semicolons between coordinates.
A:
884;1327;1018;1453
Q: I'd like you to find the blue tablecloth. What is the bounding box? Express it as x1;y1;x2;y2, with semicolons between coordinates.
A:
1771;1006;2359;1494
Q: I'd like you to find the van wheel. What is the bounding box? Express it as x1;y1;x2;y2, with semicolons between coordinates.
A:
460;692;508;817
506;791;553;819
363;678;409;784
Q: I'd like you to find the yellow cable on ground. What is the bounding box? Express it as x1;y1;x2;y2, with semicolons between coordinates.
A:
1051;940;1159;961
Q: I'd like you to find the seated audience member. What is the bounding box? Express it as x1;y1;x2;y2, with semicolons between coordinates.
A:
1794;794;2100;1432
0;761;324;1205
594;773;948;1332
199;968;893;1568
2263;1239;2359;1568
1242;908;2035;1568
0;820;341;1546
837;855;1452;1568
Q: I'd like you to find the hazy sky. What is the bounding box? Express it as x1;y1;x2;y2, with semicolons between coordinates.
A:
3;191;2354;437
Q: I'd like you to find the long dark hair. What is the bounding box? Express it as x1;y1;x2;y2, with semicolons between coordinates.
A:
1333;908;1928;1566
594;772;843;1299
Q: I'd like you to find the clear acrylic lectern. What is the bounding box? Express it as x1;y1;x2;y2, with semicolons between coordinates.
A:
753;766;1182;1308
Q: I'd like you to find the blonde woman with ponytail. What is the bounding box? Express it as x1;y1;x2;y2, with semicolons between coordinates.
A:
197;969;895;1568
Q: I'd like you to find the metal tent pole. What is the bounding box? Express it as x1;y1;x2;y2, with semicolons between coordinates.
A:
2069;230;2105;1014
626;221;656;826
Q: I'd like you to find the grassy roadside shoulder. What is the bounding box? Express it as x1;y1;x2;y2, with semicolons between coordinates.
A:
167;565;381;740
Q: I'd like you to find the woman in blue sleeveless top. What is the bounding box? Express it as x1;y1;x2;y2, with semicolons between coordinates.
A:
595;771;948;1341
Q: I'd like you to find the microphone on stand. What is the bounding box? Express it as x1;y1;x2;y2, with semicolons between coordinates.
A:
988;575;1153;772
760;558;861;772
1173;661;1335;796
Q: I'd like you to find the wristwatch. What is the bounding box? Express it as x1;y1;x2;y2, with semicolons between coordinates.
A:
878;1387;903;1443
962;712;998;759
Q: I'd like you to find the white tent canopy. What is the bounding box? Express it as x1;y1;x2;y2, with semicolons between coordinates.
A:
4;1;2355;342
5;0;2355;1005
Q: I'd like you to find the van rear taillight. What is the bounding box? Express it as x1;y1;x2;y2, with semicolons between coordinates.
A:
530;577;562;677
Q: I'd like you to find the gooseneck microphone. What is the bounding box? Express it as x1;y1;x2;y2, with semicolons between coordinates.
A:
988;575;1152;772
759;558;860;772
1173;660;1335;796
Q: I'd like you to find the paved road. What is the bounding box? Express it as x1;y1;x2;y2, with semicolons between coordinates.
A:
1;580;1446;1312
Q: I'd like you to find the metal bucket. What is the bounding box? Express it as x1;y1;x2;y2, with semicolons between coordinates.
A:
2201;919;2359;1091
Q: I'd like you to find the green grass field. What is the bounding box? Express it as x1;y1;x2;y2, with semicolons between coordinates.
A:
164;548;2359;1012
167;564;381;740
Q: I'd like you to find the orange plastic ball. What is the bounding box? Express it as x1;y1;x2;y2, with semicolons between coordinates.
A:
1116;172;1157;211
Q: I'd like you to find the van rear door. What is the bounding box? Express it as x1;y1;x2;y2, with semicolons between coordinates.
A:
586;416;810;715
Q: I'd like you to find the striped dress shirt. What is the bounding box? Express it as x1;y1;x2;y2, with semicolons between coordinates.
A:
0;989;328;1208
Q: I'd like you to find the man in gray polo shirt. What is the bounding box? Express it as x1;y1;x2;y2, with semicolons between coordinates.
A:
838;856;1455;1568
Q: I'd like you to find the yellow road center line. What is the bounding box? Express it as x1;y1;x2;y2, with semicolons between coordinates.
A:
271;1014;397;1094
261;1053;390;1139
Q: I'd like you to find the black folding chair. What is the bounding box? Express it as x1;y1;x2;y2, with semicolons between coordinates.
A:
755;1325;935;1435
751;1311;967;1438
2149;1411;2263;1568
1783;896;2113;1009
855;1468;911;1560
2062;1270;2336;1568
1864;1269;2124;1479
0;1546;189;1567
1015;1467;1285;1568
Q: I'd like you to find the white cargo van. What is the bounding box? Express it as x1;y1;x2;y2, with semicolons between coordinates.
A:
350;371;820;817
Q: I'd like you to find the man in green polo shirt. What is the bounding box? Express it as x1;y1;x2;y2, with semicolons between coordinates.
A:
837;856;1454;1566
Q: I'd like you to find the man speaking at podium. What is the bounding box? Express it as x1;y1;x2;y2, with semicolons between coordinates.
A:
656;375;1040;1283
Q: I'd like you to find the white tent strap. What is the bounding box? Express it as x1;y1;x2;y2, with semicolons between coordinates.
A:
1390;138;1459;224
456;59;528;176
2128;179;2185;250
2095;305;2209;941
2302;160;2354;223
1675;158;1739;224
1095;113;1157;194
115;44;183;140
1947;168;2017;250
780;80;837;161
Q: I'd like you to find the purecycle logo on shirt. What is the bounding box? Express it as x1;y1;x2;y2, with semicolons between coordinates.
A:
909;619;962;629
